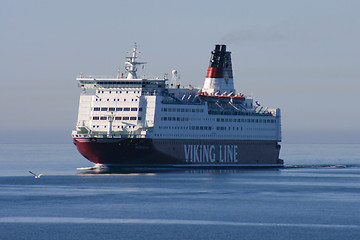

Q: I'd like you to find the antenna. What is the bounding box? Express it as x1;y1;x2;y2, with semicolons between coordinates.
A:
124;43;146;79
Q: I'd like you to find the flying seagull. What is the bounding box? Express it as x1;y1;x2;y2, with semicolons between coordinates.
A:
29;171;43;178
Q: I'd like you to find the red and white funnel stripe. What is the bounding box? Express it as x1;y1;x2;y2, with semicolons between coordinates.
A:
202;45;235;94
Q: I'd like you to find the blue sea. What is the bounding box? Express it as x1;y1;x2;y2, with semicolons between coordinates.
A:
0;144;359;240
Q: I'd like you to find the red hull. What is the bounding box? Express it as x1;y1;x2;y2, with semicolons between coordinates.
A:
74;138;282;168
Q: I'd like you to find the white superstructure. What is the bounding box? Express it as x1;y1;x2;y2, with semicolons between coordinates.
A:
72;45;281;143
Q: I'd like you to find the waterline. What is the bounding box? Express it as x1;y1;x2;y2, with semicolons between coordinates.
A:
1;217;359;229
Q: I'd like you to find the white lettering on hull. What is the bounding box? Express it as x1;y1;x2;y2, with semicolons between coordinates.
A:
184;145;192;162
184;144;238;163
209;145;216;162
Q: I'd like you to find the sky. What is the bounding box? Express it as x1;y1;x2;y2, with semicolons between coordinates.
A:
1;0;359;143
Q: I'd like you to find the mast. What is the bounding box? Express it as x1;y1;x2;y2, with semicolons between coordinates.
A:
124;43;146;79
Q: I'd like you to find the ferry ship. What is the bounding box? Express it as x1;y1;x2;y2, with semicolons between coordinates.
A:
72;44;283;168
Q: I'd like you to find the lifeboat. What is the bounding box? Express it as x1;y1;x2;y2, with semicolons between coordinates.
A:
198;92;245;103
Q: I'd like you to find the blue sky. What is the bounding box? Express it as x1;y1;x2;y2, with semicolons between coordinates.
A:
1;0;359;143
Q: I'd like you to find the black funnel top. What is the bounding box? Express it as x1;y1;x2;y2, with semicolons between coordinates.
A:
209;45;227;68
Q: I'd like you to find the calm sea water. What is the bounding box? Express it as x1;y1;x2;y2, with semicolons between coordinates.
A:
0;144;359;240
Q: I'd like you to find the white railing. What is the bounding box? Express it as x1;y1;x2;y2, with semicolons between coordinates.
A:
77;75;119;79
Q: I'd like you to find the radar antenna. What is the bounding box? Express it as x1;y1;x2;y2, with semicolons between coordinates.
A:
171;70;180;88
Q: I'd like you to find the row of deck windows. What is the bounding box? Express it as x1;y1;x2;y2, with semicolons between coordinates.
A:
92;116;141;121
161;117;189;121
94;107;142;112
216;126;245;131
92;125;136;129
98;90;141;94
216;118;276;123
189;126;212;130
97;81;142;85
161;108;204;113
95;81;164;86
158;125;273;132
154;134;273;138
158;126;212;130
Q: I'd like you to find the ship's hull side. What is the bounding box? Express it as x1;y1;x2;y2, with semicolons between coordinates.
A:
73;138;282;168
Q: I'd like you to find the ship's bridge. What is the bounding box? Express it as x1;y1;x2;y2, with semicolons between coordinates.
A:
76;76;167;90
